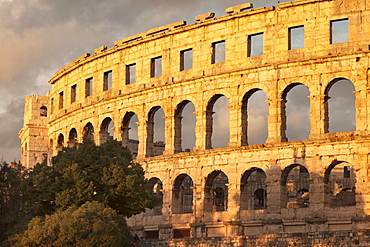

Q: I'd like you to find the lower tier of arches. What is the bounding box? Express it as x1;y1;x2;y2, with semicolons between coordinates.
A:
127;138;370;241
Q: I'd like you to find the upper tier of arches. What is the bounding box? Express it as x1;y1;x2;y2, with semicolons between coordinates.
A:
49;78;358;159
44;0;370;159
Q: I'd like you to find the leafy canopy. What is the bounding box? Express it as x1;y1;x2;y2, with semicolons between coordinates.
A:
0;162;25;243
9;201;132;247
23;139;159;217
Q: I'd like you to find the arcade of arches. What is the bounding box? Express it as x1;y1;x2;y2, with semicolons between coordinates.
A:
19;0;370;243
48;78;356;159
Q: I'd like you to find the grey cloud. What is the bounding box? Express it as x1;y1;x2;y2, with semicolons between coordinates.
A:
0;0;288;162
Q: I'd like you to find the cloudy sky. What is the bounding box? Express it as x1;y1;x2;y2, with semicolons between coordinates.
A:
0;0;356;162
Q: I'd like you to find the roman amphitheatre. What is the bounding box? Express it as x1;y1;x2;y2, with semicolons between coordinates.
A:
20;0;370;245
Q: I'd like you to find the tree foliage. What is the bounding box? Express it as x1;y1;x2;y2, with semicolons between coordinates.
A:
0;162;25;243
1;140;157;246
9;201;132;247
23;139;159;217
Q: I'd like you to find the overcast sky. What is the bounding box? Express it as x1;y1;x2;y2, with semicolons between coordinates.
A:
0;0;289;162
1;0;356;163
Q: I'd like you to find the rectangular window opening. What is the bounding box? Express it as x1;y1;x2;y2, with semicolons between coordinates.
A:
50;98;54;115
289;26;304;50
85;77;93;97
180;48;193;71
212;41;225;64
71;84;77;103
151;56;162;77
331;18;349;44
59;91;64;109
126;63;136;84
103;70;112;91
344;166;351;178
248;33;264;57
173;229;191;239
145;230;159;239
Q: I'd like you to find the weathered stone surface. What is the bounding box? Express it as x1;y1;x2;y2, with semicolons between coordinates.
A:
20;0;370;245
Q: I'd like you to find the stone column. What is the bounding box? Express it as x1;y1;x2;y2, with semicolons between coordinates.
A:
265;165;282;214
173;115;182;153
228;102;242;147
266;98;287;143
98;131;108;145
136;120;147;160
194;109;206;152
355;152;370;216
355;90;368;133
308;94;327;139
308;173;326;212
92;132;98;145
112;114;123;142
205;109;214;150
164;114;174;155
121;125;130;147
226;182;239;220
113;126;122;142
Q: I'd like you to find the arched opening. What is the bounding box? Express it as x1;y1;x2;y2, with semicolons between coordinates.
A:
204;171;229;212
57;133;64;151
206;95;230;149
147;178;163;215
174;101;196;153
146;107;165;157
68;128;78;147
40;106;47;117
324;161;356;207
325;79;356;133
100;117;114;144
83;122;94;142
172;174;194;214
122;112;139;159
282;83;310;141
281;164;310;208
242;89;268;146
240;168;267;210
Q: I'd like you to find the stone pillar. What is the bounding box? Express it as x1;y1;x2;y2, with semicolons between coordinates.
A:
113;126;122;142
92;132;98;145
146;119;154;157
266;98;287;143
205;109;214;150
308;173;326;212
136;120;148;159
164;114;174;155
355;153;370;216
308;94;327;139
265;165;282;214
121;125;130;147
194;110;206;152
112;113;123;142
193;166;206;222
355;90;368;133
76;125;84;143
98;131;108;145
173;115;182;153
228;102;241;147
226;183;239;220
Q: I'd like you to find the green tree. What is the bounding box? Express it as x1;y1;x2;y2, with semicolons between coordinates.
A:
22;139;159;217
9;201;132;247
0;162;25;243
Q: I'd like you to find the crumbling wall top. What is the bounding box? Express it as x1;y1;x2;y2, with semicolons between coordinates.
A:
48;0;341;84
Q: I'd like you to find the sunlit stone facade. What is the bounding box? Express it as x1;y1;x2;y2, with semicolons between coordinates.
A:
20;0;370;245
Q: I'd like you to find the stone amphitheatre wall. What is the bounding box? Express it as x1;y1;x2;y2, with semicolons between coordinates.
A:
20;0;370;245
